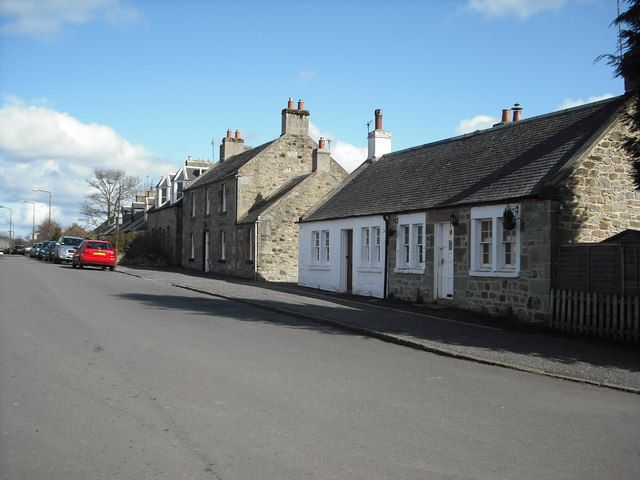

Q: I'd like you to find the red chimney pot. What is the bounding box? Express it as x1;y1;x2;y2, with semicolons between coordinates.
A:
501;109;511;123
512;103;522;122
235;129;241;140
374;109;383;130
319;137;325;149
298;99;304;111
226;129;232;139
287;98;294;109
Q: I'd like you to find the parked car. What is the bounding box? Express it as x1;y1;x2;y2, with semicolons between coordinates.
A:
24;246;32;255
72;240;117;271
11;245;25;255
53;236;84;264
38;241;54;260
30;243;42;258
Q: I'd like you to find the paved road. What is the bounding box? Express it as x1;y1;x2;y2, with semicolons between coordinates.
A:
1;255;639;480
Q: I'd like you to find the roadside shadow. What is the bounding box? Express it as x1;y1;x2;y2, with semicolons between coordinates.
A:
114;288;640;378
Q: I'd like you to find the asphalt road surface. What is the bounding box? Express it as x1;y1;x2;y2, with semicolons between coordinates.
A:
1;255;639;480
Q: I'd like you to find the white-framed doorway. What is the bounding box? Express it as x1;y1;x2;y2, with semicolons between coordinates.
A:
434;222;454;299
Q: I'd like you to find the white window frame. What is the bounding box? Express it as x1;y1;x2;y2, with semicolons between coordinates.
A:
311;230;330;267
362;227;371;264
248;227;254;262
205;188;210;215
221;184;227;213
395;212;426;273
220;230;226;261
191;192;197;218
470;204;520;278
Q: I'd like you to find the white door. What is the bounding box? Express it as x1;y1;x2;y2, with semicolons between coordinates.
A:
204;231;210;273
436;222;454;299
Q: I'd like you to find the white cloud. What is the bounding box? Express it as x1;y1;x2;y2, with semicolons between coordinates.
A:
0;97;174;237
298;70;317;84
455;114;498;135
0;0;141;39
309;122;367;173
556;93;615;110
465;0;571;18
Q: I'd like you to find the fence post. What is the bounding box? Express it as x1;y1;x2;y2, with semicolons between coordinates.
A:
579;291;585;334
549;290;555;327
621;245;625;296
634;295;639;343
612;293;619;340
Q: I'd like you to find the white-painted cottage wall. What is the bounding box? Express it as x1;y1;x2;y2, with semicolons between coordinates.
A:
298;216;385;298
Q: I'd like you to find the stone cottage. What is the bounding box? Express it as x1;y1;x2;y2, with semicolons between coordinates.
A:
146;157;212;265
182;99;348;281
298;95;639;322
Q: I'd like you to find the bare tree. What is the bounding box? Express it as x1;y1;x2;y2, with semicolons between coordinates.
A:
36;219;62;241
80;169;140;227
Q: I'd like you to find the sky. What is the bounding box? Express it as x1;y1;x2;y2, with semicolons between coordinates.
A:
0;0;625;239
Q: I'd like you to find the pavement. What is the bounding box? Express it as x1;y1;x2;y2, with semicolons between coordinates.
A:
117;265;640;394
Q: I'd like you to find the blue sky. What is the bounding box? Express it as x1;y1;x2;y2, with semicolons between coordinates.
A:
0;0;624;238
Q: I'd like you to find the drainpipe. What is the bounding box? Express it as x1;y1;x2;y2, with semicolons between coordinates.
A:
383;214;391;299
254;220;258;282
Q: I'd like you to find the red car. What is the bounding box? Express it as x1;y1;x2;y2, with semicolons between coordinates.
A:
72;240;117;271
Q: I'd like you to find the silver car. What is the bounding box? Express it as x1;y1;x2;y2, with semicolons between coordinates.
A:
53;236;84;264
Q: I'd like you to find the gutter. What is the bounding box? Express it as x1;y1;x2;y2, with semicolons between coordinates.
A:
383;214;391;299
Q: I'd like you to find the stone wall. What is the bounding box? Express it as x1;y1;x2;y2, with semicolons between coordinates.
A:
386;200;555;322
182;179;238;275
146;203;182;266
182;132;347;282
558;114;640;243
236;135;317;220
256;167;347;282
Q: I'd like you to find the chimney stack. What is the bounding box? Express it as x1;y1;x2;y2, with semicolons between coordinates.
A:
313;137;331;172
281;97;310;136
367;108;392;160
219;128;246;162
512;103;523;122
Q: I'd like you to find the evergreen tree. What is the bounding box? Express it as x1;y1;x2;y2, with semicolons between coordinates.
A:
600;0;640;186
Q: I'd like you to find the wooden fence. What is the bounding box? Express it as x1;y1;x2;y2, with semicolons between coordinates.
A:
549;289;640;343
557;243;639;295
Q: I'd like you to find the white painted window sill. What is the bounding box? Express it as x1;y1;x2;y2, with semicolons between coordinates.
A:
394;266;425;274
358;266;383;273
469;270;519;278
309;265;331;271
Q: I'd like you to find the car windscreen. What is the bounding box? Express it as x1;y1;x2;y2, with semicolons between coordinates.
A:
61;237;83;246
86;242;112;250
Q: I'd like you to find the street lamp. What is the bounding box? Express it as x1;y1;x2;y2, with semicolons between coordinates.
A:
20;200;36;243
0;205;12;244
32;188;52;239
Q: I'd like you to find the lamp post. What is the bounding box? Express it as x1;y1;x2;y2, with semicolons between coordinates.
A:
0;205;12;245
20;200;36;243
32;188;52;239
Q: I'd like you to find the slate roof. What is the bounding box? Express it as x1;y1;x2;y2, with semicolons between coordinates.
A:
186;141;274;190
238;174;311;224
302;96;627;222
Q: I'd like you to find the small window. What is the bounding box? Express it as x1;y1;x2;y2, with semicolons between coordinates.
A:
311;230;330;265
220;184;227;213
191;192;197;218
480;219;492;267
220;231;226;260
470;204;520;277
362;227;370;263
205;188;210;215
190;233;194;259
248;227;254;261
374;227;381;263
395;213;426;273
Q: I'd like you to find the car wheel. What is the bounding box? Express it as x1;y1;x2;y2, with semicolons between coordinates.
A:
54;256;60;264
72;262;77;269
109;266;115;271
79;262;84;269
